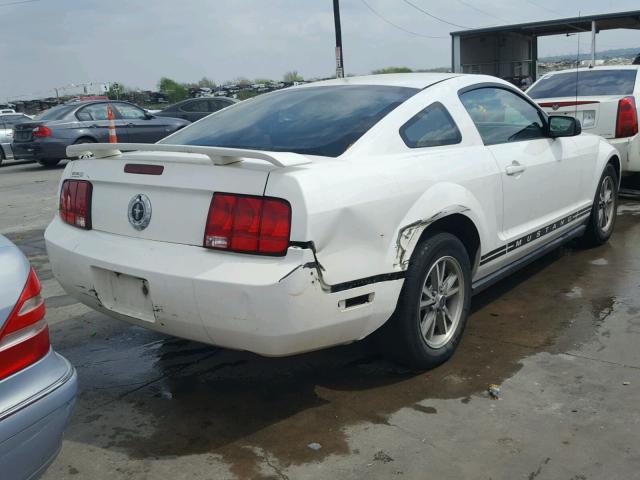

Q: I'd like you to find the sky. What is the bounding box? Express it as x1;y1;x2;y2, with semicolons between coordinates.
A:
2;0;640;100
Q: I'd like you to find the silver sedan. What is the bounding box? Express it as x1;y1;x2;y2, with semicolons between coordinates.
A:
0;234;77;479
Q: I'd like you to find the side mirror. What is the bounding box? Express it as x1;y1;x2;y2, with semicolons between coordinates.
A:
144;113;154;120
548;115;581;138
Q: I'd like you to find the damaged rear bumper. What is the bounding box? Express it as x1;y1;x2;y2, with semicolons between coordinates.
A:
44;217;403;356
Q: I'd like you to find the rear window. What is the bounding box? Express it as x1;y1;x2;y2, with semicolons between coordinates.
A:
528;70;638;99
34;104;76;121
0;115;30;126
161;85;418;157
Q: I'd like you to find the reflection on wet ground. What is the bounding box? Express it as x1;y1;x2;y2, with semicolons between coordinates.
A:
15;200;640;479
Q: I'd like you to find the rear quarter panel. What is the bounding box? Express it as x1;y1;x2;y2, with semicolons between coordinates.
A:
265;77;503;285
0;236;29;327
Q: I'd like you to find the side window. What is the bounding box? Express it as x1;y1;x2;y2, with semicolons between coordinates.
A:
459;87;546;145
208;99;230;112
400;102;462;148
76;103;109;121
114;103;146;120
180;100;209;112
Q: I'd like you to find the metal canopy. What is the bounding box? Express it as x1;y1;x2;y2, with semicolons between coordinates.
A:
451;10;640;38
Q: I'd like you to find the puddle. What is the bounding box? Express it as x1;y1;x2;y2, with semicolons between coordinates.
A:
50;201;640;478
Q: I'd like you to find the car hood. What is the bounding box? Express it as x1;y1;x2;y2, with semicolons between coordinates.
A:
0;236;29;328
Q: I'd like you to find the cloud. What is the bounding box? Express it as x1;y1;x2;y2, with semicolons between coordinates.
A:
2;0;639;99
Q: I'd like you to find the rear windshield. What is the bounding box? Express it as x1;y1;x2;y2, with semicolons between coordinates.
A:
528;70;638;99
161;85;418;157
34;104;76;121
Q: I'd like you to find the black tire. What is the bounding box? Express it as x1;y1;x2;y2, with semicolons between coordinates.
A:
37;159;61;167
0;149;4;167
579;164;618;247
385;232;472;370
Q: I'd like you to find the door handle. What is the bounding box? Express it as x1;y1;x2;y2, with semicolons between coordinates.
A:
505;161;526;176
126;123;135;127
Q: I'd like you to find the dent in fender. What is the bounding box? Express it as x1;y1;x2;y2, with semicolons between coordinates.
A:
394;205;471;268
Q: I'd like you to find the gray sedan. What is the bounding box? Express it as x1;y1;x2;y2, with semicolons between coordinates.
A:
0;235;77;479
0;113;32;165
12;100;190;167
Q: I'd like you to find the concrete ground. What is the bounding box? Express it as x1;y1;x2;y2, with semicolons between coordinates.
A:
2;160;640;479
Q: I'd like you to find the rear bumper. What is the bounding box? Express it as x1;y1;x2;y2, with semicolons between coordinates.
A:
12;140;68;161
0;351;77;480
44;217;402;356
608;134;640;173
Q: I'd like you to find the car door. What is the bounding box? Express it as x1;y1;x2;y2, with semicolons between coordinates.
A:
459;86;584;260
113;103;169;143
76;103;129;142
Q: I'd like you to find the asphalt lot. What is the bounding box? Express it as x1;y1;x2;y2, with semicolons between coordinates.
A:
2;159;640;480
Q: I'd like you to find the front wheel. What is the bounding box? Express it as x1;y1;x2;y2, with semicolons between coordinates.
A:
579;164;618;247
386;232;472;370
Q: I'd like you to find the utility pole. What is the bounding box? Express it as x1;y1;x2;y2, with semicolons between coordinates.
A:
333;0;344;78
590;20;597;67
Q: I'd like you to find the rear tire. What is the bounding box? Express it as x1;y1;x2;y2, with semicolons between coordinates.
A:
385;232;472;370
579;164;618;247
37;159;61;167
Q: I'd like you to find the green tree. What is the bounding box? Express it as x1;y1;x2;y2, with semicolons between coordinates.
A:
283;70;303;82
158;77;189;103
371;67;413;74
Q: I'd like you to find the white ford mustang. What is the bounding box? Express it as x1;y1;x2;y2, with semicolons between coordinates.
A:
45;73;620;369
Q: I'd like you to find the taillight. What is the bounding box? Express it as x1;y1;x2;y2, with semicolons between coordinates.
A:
32;125;52;137
0;268;50;381
204;193;291;256
615;96;639;138
59;179;93;229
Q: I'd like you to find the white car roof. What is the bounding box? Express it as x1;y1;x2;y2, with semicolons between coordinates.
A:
297;73;461;90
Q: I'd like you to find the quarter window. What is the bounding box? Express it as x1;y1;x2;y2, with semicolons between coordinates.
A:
400;102;461;148
460;87;546;145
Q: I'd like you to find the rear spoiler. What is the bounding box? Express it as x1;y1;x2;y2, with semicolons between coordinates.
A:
66;143;312;167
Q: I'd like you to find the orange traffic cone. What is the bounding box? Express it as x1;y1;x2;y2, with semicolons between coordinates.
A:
107;105;118;143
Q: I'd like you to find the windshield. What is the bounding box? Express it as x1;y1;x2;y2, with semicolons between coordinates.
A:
528;70;638;99
161;85;418;157
34;104;76;121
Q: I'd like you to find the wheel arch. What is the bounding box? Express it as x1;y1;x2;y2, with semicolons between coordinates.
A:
73;136;98;144
412;214;481;272
392;183;489;276
607;154;621;185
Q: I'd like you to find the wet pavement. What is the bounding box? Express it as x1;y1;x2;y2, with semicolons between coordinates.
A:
2;161;640;479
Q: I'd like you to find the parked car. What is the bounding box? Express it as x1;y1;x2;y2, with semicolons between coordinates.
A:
155;97;238;123
0;235;77;479
45;73;619;369
0;113;32;165
528;66;639;174
12;100;190;167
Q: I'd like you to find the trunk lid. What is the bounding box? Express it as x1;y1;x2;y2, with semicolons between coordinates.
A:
12;122;39;142
66;146;310;246
536;95;626;139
